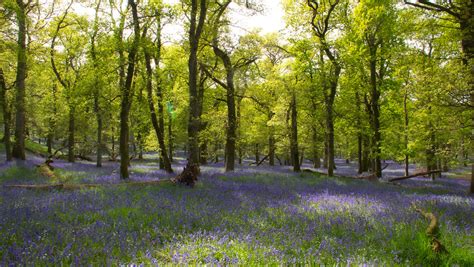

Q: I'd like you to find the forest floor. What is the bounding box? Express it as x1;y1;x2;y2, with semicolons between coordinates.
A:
0;149;472;265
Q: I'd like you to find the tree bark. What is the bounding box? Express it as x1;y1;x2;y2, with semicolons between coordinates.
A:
67;106;75;162
255;143;259;163
369;47;382;178
143;24;173;173
168;115;173;161
91;0;102;167
12;0;27;160
187;0;207;165
290;91;300;172
0;68;12;161
312;128;320;168
144;44;173;173
404;87;409;176
268;111;275;166
119;0;140;179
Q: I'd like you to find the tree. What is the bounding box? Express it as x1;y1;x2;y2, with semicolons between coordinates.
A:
50;4;88;163
119;0;141;179
90;0;103;167
307;0;343;176
11;0;28;160
0;68;12;161
142;8;173;173
187;0;207;166
403;0;474;193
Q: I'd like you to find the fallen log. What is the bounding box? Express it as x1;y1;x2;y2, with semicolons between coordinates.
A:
388;170;442;182
3;179;172;191
414;206;447;254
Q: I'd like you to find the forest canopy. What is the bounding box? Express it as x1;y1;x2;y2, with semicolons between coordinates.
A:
0;0;472;191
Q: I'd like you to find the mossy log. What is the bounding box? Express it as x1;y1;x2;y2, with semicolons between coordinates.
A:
414;206;448;254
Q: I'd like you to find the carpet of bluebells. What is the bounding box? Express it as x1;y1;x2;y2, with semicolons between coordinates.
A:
0;155;473;265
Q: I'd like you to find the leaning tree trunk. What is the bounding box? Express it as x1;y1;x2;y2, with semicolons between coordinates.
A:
119;0;140;179
0;68;12;161
144;42;172;173
12;0;27;160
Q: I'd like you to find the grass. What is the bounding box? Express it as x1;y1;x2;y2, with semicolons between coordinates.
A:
0;162;473;265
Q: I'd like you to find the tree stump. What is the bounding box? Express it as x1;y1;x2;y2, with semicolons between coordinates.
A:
172;163;200;187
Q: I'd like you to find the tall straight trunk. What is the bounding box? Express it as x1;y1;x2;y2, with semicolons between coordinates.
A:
362;136;370;172
168;115;173;161
269;131;275;166
356;92;363;174
268;111;275;166
157;85;165;170
312;129;320;168
237;98;242;165
111;125;116;161
369;49;382;178
91;0;102;167
47;83;57;155
290;92;300;172
323;137;328;168
67;106;75;162
403;88;409;176
255;143;259;163
119;0;140;179
12;0;27;160
427;110;437;180
187;0;207;165
224;69;236;172
326;101;335;176
145;50;172;173
0;68;12;161
200;141;207;165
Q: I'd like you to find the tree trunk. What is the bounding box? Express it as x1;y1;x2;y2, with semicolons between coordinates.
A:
0;68;12;161
119;0;140;179
67;106;75;162
269;133;275;166
200;141;207;165
255;143;259;163
404;88;409;176
312;129;320;168
290;92;300;172
187;0;207;165
326;100;335;176
224;69;236;172
369;50;382;178
144;32;172;173
168;115;173;161
268;112;275;166
91;0;102;168
323;137;328;168
12;0;27;160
